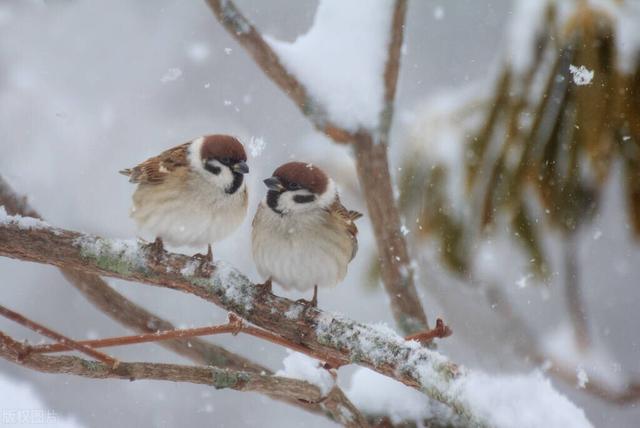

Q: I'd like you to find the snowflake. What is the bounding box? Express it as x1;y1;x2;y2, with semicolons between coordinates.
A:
248;136;266;157
160;67;182;83
569;65;594;86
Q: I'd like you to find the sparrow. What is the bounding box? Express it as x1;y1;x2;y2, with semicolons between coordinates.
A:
120;134;249;260
251;162;362;306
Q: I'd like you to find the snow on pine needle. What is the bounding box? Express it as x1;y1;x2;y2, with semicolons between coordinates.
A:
569;65;594;86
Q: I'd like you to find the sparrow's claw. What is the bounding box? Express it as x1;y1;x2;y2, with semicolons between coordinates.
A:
295;286;318;308
146;237;165;263
193;245;214;276
257;278;272;295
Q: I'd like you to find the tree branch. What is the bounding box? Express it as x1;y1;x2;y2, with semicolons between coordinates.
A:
379;0;407;144
0;331;326;403
0;304;118;367
204;0;429;335
27;313;345;369
0;177;368;428
0;216;497;424
563;232;590;351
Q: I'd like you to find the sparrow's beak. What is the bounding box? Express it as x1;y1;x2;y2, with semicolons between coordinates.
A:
232;161;249;174
263;176;285;191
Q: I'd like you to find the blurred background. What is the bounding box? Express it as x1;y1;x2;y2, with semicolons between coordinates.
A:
0;0;639;426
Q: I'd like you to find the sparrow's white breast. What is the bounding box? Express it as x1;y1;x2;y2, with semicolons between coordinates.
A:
131;169;247;248
251;203;353;291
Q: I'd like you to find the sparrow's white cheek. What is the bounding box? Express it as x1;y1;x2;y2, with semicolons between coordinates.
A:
277;190;316;213
199;160;235;189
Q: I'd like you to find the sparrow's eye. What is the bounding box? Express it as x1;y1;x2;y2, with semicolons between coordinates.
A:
288;182;302;191
220;157;232;165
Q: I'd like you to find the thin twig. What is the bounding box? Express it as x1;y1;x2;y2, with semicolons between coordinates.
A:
0;304;119;368
379;0;407;144
563;232;590;351
29;323;242;353
29;314;347;369
405;318;452;344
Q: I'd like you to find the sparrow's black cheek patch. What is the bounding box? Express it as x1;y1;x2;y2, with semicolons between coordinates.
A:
226;172;244;195
293;194;315;204
267;190;282;213
205;163;221;175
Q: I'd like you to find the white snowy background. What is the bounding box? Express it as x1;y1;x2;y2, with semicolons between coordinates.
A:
0;0;639;427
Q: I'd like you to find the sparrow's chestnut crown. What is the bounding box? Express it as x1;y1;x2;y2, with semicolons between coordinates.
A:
269;162;328;195
200;135;247;165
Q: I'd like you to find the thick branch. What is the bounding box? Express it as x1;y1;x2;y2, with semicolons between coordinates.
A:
0;177;367;427
353;134;429;333
0;176;251;370
0;217;482;423
205;0;429;335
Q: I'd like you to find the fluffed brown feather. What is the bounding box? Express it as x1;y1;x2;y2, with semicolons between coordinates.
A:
327;197;362;261
119;142;191;184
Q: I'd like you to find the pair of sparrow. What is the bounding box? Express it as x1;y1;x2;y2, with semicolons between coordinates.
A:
120;134;362;306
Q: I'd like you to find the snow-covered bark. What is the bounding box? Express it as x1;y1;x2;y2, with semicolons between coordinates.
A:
0;212;592;427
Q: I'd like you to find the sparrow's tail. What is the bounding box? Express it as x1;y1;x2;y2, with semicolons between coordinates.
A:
348;210;363;221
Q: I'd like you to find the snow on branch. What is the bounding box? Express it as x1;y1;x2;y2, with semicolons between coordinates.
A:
0;213;592;427
265;0;395;132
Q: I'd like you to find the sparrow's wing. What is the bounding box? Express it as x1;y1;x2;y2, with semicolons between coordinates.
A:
119;142;191;184
327;197;362;261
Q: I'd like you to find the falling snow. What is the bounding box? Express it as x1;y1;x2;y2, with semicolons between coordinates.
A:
248;136;266;157
160;67;182;83
516;274;533;289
